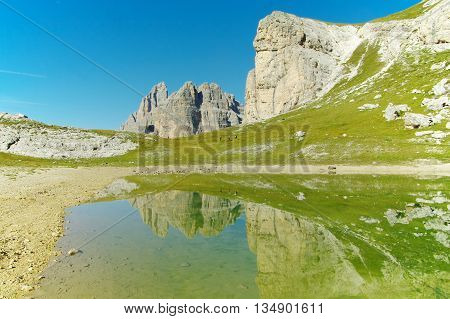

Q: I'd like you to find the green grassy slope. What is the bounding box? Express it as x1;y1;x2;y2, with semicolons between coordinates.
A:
372;0;437;22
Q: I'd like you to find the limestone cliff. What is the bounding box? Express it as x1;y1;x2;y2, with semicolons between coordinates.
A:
245;0;450;123
121;82;243;138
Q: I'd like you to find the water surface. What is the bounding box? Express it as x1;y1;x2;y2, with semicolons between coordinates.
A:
36;175;450;298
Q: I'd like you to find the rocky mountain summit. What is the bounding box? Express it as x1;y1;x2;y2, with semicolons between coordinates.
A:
121;82;243;138
0;113;136;159
245;0;449;122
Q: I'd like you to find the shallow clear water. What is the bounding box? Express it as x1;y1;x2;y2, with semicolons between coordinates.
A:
35;179;450;299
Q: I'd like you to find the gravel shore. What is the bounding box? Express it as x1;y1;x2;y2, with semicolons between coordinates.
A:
0;167;132;298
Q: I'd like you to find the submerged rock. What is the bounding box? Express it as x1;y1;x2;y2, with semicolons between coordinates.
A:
67;249;80;256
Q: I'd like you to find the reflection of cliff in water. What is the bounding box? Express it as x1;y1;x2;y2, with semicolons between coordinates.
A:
130;191;244;238
246;203;366;298
130;192;444;298
245;203;446;298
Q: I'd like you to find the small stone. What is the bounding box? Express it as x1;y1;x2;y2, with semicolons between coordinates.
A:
446;122;450;130
411;89;423;94
415;131;434;137
67;248;80;256
180;262;191;268
374;94;382;99
20;285;33;292
431;62;446;70
358;104;379;111
294;131;306;141
296;193;306;201
431;132;447;139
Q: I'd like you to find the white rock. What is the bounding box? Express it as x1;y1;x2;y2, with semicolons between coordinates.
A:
358;104;379;111
296;192;306;201
411;89;423;94
404;113;434;129
0;122;136;159
446;122;450;130
0;112;29;121
294;131;306;141
432;78;449;96
374;94;382;99
422;96;449;111
415;131;434;137
383;104;410;121
431;62;446;70
431;132;447;139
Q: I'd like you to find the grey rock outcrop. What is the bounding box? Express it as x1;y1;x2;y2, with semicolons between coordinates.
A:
244;0;450;123
0;112;29;121
0;117;136;159
121;82;243;138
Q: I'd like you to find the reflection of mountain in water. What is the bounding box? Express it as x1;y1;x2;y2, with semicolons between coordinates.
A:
130;191;443;298
130;191;244;238
246;203;365;298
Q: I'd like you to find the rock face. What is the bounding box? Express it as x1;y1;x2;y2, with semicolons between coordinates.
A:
121;82;243;138
245;12;360;123
245;0;450;123
0;116;136;159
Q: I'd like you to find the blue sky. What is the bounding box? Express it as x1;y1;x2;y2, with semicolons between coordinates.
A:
0;0;420;129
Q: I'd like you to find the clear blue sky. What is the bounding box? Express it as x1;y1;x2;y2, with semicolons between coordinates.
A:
0;0;419;129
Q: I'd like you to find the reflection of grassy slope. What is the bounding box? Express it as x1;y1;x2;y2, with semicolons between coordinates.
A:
126;173;450;298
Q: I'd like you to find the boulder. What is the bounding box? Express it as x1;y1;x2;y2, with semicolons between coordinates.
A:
383;104;410;121
432;78;449;96
422;96;449;111
404;113;434;129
